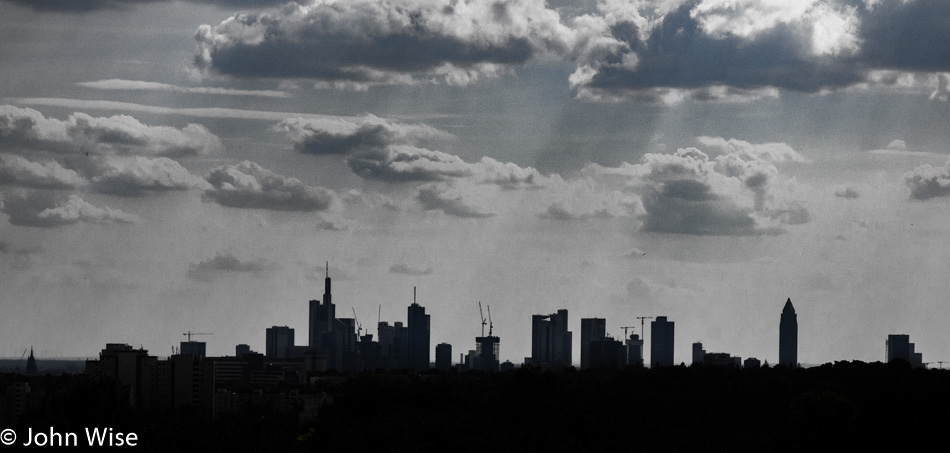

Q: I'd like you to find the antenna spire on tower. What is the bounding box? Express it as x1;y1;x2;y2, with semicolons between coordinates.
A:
414;286;416;304
326;261;329;278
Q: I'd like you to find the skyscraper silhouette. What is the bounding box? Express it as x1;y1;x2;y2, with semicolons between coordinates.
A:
580;318;606;370
407;287;431;371
266;326;294;359
531;309;572;368
779;298;797;367
651;316;674;367
309;263;335;349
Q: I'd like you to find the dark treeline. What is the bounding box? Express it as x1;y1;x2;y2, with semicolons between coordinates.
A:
3;360;945;451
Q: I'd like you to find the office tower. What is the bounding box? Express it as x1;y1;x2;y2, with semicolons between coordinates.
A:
378;321;409;369
580;318;606;370
435;343;452;370
692;342;706;366
309;263;335;349
626;334;644;367
235;344;251;356
651;316;674;367
886;334;925;368
265;326;295;359
180;341;206;357
531;309;572;368
407;287;431;371
779;298;797;367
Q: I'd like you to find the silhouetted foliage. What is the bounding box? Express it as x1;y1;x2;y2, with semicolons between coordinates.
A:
3;362;946;452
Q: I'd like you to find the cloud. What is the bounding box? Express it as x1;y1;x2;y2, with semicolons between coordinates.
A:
1;191;140;227
695;136;812;164
12;98;374;123
193;0;573;87
276;116;545;188
834;187;860;199
389;263;434;276
0;154;86;189
904;159;950;201
203;161;335;211
187;251;276;282
77;79;290;98
0;105;222;157
89;156;211;197
275;115;453;155
416;183;495;218
569;0;950;102
1;0;290;13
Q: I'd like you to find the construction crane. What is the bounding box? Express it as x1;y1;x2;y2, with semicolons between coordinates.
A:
183;331;212;342
352;307;363;337
14;348;26;373
478;301;487;337
938;361;947;369
487;305;494;337
621;326;637;338
636;317;654;340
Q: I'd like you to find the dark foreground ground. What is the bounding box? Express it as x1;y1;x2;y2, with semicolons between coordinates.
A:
2;360;945;452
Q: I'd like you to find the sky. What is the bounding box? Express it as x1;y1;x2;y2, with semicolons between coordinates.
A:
1;0;949;367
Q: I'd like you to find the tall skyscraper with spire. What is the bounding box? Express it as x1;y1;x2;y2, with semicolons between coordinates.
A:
407;286;431;371
779;298;798;367
309;262;335;349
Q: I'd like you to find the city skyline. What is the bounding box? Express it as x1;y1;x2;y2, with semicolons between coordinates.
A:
2;0;950;366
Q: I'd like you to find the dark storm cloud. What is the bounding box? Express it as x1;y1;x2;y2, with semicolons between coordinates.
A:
580;2;862;97
203;161;335;211
416;184;494;218
194;0;571;86
187;252;275;282
572;0;950;101
389;263;434;276
1;190;139;227
855;0;950;72
904;160;950;201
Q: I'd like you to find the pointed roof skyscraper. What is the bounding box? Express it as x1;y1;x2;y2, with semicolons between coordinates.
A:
779;298;798;367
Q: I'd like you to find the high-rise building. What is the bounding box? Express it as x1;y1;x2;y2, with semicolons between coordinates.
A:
378;321;409;369
180;341;206;357
435;343;452;370
235;344;251;356
265;326;294;359
531;309;572;368
651;316;674;367
692;342;706;366
407;287;431;371
886;334;924;367
309;263;335;350
779;298;798;367
580;318;606;370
